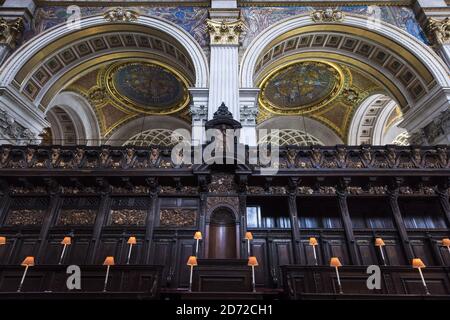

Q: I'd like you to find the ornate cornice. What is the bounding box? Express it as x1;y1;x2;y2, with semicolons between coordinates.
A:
0;145;447;171
206;19;244;45
0;17;24;49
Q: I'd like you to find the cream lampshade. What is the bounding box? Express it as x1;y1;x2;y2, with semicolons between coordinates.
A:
194;231;202;240
21;256;35;266
375;238;385;246
412;258;425;269
248;256;259;266
187;256;198;266
61;236;71;245
330;257;342;267
103;256;115;266
309;237;318;246
127;236;137;245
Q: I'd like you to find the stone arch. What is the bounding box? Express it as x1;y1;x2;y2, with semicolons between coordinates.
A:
1;14;209;91
46;91;101;146
240;14;450;111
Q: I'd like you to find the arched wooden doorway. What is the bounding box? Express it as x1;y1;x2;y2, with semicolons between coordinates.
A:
208;207;237;259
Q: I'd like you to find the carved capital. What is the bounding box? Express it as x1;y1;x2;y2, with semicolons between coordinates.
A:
425;17;450;46
206;19;244;45
0;17;24;49
311;9;344;23
411;108;450;145
190;104;208;122
240;105;258;125
0;109;36;144
103;8;139;23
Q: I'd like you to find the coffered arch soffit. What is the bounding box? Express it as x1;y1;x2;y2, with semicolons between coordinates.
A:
241;14;450;111
0;15;209;110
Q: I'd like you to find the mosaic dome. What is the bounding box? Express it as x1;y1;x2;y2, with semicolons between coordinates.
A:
106;62;188;113
259;61;343;114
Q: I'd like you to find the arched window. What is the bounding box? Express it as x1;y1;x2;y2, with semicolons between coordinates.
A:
258;129;323;146
123;129;182;147
392;131;410;146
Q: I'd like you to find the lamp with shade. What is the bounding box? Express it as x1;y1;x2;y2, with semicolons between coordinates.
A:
126;236;137;264
412;258;430;295
248;256;259;293
375;237;386;266
194;231;202;256
0;236;6;245
59;236;71;265
330;257;343;294
17;256;35;292
103;256;115;292
187;256;198;292
309;237;318;265
245;232;253;256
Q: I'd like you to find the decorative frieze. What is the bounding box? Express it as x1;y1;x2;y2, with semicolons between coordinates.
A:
0;145;447;171
56;209;97;226
5;209;45;226
159;186;198;195
110;209;146;226
208;174;237;193
110;185;149;195
206;196;239;213
159;209;197;227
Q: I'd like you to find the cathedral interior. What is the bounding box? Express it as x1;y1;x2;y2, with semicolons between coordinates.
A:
0;0;449;301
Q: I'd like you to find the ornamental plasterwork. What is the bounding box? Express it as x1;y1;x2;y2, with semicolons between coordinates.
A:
103;8;139;23
206;19;244;45
425;17;450;46
0;17;24;49
311;9;344;23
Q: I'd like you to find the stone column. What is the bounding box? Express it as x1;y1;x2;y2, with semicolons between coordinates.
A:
415;0;450;68
206;7;243;121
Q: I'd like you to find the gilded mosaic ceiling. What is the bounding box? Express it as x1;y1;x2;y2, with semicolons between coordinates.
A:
259;61;343;114
104;62;189;113
257;60;384;142
66;61;191;138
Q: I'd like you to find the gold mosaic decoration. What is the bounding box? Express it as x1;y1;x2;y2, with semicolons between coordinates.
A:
66;60;191;138
259;60;345;115
258;60;382;142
